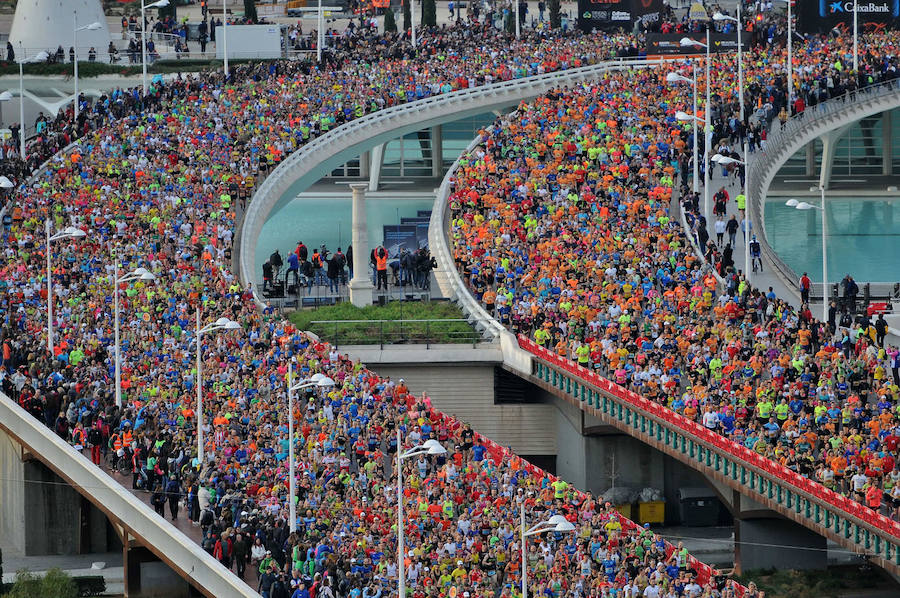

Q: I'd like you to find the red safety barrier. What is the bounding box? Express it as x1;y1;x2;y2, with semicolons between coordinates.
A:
515;335;899;541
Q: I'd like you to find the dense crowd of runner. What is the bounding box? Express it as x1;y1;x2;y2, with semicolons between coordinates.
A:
0;20;756;598
449;31;900;527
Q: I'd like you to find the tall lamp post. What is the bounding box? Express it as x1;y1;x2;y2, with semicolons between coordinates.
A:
676;110;709;216
775;0;794;110
73;18;102;123
520;506;575;598
397;436;446;597
712;144;751;281
113;264;156;408
853;0;858;73
18;47;50;162
317;0;324;63
713;8;745;123
45;222;86;353
222;0;229;78
141;0;170;96
195;313;241;463
787;191;828;321
667;66;699;193
681;30;712;218
285;368;334;532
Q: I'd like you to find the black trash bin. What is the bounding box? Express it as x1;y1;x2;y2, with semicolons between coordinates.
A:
678;487;721;527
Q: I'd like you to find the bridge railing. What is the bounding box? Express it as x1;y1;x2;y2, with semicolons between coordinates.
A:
241;57;663;301
0;392;258;598
517;335;900;563
747;77;900;295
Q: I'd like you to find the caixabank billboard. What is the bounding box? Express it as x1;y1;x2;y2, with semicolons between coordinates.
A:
798;1;900;34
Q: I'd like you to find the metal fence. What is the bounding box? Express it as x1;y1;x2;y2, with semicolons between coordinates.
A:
308;318;483;347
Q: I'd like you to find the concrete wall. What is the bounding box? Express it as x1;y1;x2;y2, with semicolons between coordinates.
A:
0;429;26;553
373;364;557;455
23;459;82;555
736;518;827;571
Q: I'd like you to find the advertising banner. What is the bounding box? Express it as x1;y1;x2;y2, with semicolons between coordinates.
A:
578;0;634;31
383;225;420;257
798;1;900;34
645;32;750;55
632;0;666;29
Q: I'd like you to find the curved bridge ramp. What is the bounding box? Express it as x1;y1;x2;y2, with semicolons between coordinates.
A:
0;392;260;598
517;337;900;575
748;78;900;290
240;58;661;296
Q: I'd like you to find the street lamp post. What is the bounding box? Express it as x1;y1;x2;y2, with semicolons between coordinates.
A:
223;0;229;78
712;142;751;282
520;504;575;598
317;0;323;63
397;435;446;597
515;0;520;39
786;190;828;321
45;221;86;353
667;67;699;193
775;0;794;110
141;0;170;97
853;0;858;73
681;30;712;219
411;0;417;49
113;263;156;408
195;312;241;463
73;16;102;124
713;9;744;123
18;47;50;162
676;109;709;216
285;367;334;532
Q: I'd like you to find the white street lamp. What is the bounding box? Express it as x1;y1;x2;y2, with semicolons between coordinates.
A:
713;145;751;282
786;189;828;321
222;0;230;78
520;504;575;598
112;263;156;408
681;30;713;220
141;0;170;97
317;0;323;63
285;366;334;532
45;221;86;353
397;434;446;597
854;0;858;73
713;9;744;123
774;0;794;111
73;17;102;124
18;47;50;162
195;312;240;463
668;66;699;193
676;108;711;217
515;0;520;39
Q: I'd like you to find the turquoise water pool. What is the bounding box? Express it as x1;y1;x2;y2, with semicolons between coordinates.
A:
764;198;900;283
254;196;435;274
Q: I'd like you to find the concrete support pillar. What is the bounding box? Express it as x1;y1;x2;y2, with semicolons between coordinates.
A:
348;183;374;307
124;542;191;598
359;150;370;179
805;141;816;177
368;143;385;192
431;125;443;177
884;110;893;176
819;127;849;190
734;517;826;574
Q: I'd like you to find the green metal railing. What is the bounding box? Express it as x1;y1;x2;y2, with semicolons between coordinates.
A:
308;318;484;347
523;342;900;574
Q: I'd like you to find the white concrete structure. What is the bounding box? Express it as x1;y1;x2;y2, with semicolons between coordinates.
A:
348;182;374;307
10;0;112;62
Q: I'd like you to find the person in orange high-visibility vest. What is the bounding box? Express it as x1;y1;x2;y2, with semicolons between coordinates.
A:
374;246;388;290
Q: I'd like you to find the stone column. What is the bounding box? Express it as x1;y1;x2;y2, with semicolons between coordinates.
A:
883;110;893;176
348;183;374;307
431;125;443;178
